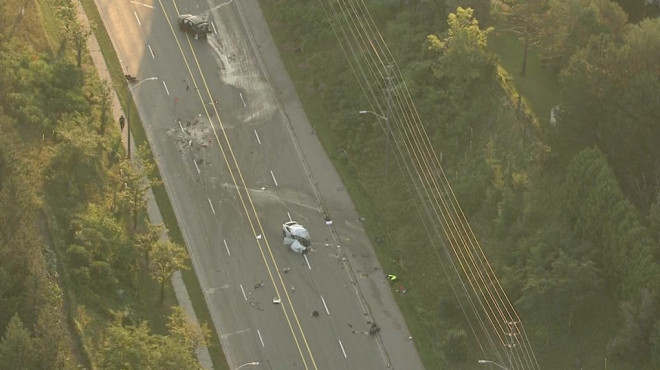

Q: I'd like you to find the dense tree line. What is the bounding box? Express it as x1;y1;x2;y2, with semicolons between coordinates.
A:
263;0;659;367
0;0;203;368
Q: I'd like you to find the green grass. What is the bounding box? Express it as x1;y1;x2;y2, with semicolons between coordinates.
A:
35;0;63;53
259;5;570;369
77;1;228;368
260;9;455;369
488;31;561;124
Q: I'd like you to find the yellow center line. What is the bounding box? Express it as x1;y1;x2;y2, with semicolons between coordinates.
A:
155;2;317;369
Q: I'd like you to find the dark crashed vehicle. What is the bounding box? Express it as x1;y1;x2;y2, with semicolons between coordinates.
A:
177;14;212;39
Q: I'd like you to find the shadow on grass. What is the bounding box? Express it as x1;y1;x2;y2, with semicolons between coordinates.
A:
77;0;229;368
489;31;561;124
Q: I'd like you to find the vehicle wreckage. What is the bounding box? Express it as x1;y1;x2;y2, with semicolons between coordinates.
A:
177;14;212;40
282;221;311;254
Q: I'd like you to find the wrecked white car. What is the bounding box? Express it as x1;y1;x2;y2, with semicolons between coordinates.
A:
282;221;310;254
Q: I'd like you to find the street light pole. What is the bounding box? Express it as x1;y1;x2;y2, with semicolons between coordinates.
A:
235;361;259;370
126;76;158;160
478;359;509;370
358;110;391;177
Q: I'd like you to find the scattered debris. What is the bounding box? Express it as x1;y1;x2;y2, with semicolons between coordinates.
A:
311;310;319;318
359;217;366;222
290;285;295;293
282;267;290;273
369;323;380;335
375;236;384;243
254;282;264;289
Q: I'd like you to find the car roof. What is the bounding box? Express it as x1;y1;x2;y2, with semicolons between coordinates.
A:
180;14;207;25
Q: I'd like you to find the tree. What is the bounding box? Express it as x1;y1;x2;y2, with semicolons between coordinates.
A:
0;315;36;369
117;144;160;232
649;190;660;242
67;22;92;68
57;0;93;67
613;0;646;22
46;113;106;210
85;79;112;135
150;240;189;302
427;7;495;92
505;0;549;75
67;203;137;290
558;18;660;206
99;320;200;369
608;289;660;364
426;7;497;148
167;306;210;353
135;222;166;267
99;322;153;369
153;336;200;370
32;302;75;369
540;0;628;71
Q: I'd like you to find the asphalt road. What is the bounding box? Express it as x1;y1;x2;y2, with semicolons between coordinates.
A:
95;0;424;369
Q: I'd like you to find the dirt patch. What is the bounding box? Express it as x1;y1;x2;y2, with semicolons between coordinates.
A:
282;39;301;52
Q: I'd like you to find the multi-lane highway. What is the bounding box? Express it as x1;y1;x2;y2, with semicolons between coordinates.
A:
95;0;424;368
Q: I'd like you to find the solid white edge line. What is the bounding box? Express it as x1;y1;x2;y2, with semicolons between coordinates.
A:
253;129;261;144
148;44;155;59
133;11;141;26
223;239;231;256
178;120;184;133
239;284;247;301
321;295;330;315
270;170;278;186
304;254;311;270
193;159;200;174
211;21;218;35
338;339;347;358
130;1;155;9
162;80;170;96
239;92;246;107
287;212;292;222
257;329;265;347
208;197;215;215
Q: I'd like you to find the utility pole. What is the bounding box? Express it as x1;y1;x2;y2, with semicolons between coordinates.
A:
505;321;519;370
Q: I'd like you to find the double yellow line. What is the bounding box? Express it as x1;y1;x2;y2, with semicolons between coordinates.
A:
154;1;318;368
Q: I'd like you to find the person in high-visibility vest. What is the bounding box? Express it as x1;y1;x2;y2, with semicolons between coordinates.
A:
386;274;398;282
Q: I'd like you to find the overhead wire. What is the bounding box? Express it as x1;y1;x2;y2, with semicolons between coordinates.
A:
321;0;504;361
320;0;506;364
318;0;540;368
328;0;508;360
319;0;494;359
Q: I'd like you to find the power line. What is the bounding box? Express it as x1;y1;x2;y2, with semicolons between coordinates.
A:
319;1;540;368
